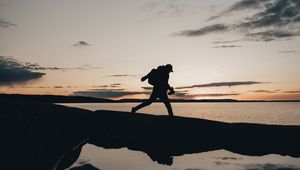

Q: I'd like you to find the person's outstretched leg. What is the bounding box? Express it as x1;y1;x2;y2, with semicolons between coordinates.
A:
131;91;157;113
131;99;152;113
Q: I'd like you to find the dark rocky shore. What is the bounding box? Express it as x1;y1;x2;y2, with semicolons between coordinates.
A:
1;97;300;170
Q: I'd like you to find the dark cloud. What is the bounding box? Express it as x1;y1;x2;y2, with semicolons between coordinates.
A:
212;45;242;48
73;89;144;98
176;81;267;89
176;0;300;41
0;56;45;85
240;0;300;28
208;0;272;20
226;0;270;11
0;18;17;28
245;163;300;170
174;24;230;37
73;41;90;47
246;30;300;41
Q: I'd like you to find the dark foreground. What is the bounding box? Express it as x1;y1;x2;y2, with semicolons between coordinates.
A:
1;98;300;170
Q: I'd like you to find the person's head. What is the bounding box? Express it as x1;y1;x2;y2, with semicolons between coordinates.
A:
165;64;173;73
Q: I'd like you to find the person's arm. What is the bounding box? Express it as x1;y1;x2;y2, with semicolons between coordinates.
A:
166;75;175;94
168;85;175;95
141;69;154;82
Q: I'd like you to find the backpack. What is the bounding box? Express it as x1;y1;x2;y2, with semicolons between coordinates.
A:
148;69;158;85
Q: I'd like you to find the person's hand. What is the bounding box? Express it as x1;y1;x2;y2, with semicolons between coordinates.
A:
168;87;175;95
141;76;147;82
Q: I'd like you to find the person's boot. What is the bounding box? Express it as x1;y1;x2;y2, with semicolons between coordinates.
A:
131;107;137;113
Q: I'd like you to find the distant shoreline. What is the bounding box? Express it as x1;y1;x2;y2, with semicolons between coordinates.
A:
1;93;300;103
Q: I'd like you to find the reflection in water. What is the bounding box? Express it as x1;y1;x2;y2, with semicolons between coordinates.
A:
4;99;299;170
69;144;300;170
60;103;300;170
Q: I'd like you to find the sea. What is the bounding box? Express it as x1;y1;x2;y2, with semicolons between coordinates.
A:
59;102;300;170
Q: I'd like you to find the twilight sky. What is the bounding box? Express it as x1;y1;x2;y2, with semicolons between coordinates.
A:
1;0;300;100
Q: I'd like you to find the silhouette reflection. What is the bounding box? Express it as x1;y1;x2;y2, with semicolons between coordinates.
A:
2;99;300;170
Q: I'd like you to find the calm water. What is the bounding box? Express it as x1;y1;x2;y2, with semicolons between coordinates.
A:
59;102;300;170
61;102;300;125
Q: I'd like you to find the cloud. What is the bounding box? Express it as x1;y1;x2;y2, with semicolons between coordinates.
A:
251;89;300;93
0;18;17;28
106;74;139;78
92;85;109;88
183;93;240;98
172;91;188;97
284;90;300;93
73;41;90;47
92;83;122;88
17;86;74;89
110;83;122;87
176;81;267;89
214;161;231;166
240;0;300;28
73;89;144;98
53;86;63;88
252;90;277;93
246;30;300;41
245;163;300;170
208;0;272;20
278;50;297;53
212;40;240;44
176;0;300;41
141;86;153;90
216;157;242;161
212;45;242;48
170;90;240;98
174;24;230;37
142;0;188;17
24;63;101;71
0;56;45;85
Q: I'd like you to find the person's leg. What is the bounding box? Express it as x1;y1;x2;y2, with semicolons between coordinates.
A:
160;94;174;116
163;100;173;117
131;91;157;113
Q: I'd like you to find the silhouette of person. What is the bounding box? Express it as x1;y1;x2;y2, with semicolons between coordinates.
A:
131;64;175;116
